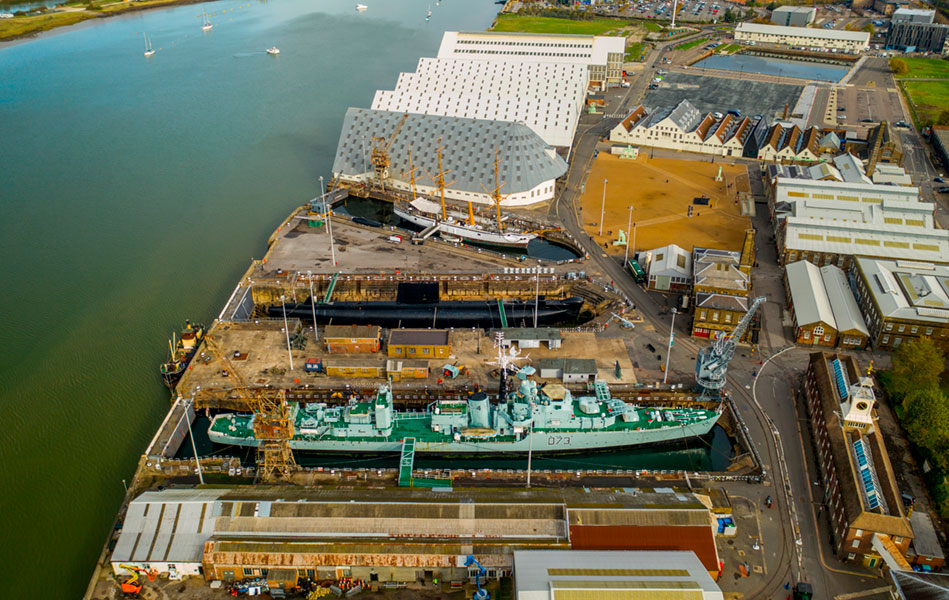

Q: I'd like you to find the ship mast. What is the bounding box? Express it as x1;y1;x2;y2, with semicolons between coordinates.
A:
401;144;420;201
484;149;509;233
426;138;456;222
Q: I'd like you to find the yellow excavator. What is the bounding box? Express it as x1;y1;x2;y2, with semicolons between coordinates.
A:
118;564;157;597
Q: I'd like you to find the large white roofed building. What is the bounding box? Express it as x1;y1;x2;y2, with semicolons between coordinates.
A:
735;22;870;52
437;31;626;84
332;108;567;207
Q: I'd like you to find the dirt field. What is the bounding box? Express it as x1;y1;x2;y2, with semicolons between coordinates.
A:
578;154;751;256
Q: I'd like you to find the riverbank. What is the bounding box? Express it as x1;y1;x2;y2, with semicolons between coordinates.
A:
0;0;215;41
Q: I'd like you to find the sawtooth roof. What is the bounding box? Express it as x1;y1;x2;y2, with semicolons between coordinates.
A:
332;108;567;195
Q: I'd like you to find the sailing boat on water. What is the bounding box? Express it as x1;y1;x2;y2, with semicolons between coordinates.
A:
143;32;155;57
426;5;432;19
201;12;213;31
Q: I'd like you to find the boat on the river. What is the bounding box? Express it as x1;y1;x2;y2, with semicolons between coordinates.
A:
355;3;368;10
159;321;205;389
209;379;721;454
201;13;212;31
143;33;155;57
266;46;280;55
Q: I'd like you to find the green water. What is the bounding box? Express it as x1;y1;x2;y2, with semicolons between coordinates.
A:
0;1;497;596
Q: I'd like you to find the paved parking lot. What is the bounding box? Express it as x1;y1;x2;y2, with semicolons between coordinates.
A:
644;72;804;120
614;0;746;22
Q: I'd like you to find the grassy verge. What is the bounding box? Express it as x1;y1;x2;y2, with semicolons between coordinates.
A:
491;14;639;35
625;41;643;62
0;10;96;40
901;79;949;124
642;20;662;32
895;57;949;79
674;36;708;50
714;43;741;54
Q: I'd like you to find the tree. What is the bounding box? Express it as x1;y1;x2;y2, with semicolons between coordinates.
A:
766;0;778;9
890;337;946;401
902;388;949;471
937;109;949;126
890;57;909;76
862;23;874;35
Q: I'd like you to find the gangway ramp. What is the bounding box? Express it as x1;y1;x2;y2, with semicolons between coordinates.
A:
322;272;339;304
398;437;449;488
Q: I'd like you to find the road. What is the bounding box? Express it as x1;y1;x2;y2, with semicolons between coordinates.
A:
548;45;887;597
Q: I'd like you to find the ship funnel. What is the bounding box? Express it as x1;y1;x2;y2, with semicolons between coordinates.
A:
467;392;490;429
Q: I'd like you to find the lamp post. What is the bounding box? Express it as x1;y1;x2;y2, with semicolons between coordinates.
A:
598;178;608;237
321;176;337;267
624;204;633;267
281;295;294;371
533;266;541;328
308;270;318;344
663;308;677;384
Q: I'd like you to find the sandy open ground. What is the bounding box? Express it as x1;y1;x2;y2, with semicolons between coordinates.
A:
578;154;751;256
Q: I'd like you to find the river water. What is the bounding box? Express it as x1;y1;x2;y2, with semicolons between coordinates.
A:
1;2;726;596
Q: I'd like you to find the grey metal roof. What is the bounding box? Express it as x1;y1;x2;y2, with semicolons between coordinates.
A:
332;108;567;195
855;257;949;324
537;357;597;374
892;570;949;600
498;327;562;341
909;511;945;560
641;99;702;133
820;265;870;337
786;260;836;329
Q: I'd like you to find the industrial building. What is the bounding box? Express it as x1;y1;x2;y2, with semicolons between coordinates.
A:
322;325;381;354
891;7;935;24
537;357;598;384
642;244;692;292
768;177;948;267
387;328;451;358
691;234;755;340
496;327;563;349
802;353;914;567
609;100;766;158
735;22;870;52
850;257;949;351
513;550;724;600
111;487;721;589
864;122;903;176
437;31;626;85
875;0;910;16
771;5;816;27
371;57;587;148
932;126;949;171
331;108;567;207
757;123;825;162
886;22;949;54
784;261;870;348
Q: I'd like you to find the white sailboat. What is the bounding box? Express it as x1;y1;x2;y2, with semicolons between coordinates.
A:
266;46;280;55
143;32;155;57
426;5;431;18
355;3;368;10
201;12;212;31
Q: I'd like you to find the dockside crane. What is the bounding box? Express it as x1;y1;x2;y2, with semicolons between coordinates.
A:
203;335;297;481
370;112;409;193
695;296;766;399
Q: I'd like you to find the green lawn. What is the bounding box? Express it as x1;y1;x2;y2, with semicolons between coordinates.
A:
0;10;94;40
897;57;949;79
625;42;644;62
713;43;741;54
902;80;949;124
491;14;638;35
642;20;662;32
674;36;708;50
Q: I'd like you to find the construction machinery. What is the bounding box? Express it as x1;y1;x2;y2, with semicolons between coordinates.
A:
117;564;156;597
695;296;766;399
203;335;297;481
464;555;490;600
370;112;408;193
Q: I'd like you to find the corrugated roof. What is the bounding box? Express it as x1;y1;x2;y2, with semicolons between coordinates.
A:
331;108;567;195
737;22;870;43
388;328;450;346
819;265;869;337
569;526;720;573
909;511;945;560
786;260;836;329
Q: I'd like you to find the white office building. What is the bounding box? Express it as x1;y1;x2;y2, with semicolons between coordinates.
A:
371;57;587;148
892;8;935;24
772;5;817;27
735;22;870;52
437;31;626;84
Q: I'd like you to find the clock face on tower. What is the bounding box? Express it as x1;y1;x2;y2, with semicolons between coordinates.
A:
856;402;869;411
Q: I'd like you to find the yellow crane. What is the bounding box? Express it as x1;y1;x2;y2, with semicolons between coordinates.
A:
370;112;409;193
203;335;297;481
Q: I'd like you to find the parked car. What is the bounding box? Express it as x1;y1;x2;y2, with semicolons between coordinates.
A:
934;177;945;183
861;118;874;123
646;343;657;353
937;186;949;193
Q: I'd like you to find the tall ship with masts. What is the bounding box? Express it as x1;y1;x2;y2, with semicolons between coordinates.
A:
393;142;537;248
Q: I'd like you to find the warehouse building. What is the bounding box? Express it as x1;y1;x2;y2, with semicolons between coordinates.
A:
850;257;949;351
786;260;839;346
537;358;598;384
513;550;724;600
757;123;824;162
371;58;587;148
609;100;766;158
387;329;451;358
821;265;871;350
495;327;563;349
735;22;870;52
322;325;381;354
802;353;914;567
112;487;720;588
437;31;626;85
691;235;755;340
771;5;816;27
864;122;903;176
886;22;949;54
891;8;935;24
332;108;567;207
